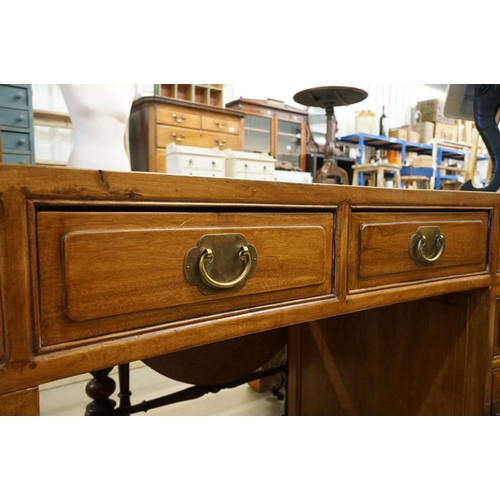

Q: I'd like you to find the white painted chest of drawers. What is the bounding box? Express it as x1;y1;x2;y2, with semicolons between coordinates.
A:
166;143;225;177
223;150;276;181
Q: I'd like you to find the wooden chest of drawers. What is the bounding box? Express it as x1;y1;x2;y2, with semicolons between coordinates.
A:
129;96;244;173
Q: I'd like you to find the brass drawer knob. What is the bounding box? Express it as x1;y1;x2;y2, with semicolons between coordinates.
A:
172;133;185;142
409;226;446;266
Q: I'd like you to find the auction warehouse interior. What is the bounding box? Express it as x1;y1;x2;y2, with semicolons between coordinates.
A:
1;83;500;416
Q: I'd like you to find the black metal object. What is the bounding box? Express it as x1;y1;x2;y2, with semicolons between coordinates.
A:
460;84;500;192
294;86;368;185
112;364;286;416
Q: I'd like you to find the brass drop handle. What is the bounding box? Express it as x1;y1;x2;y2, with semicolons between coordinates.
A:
215;139;227;147
172;114;185;123
184;233;258;295
199;246;252;289
409;226;446;266
172;133;185;142
215;121;226;129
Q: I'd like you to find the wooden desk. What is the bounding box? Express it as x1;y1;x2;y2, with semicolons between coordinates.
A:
0;164;499;416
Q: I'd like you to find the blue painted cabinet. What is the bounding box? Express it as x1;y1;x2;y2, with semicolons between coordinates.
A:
0;84;35;165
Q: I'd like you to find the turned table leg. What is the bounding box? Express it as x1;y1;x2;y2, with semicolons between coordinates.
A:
85;368;117;416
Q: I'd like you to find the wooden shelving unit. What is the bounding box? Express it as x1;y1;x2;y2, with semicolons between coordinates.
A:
154;84;223;107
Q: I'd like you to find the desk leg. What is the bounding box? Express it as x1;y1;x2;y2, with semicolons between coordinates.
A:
85;367;117;416
0;387;40;416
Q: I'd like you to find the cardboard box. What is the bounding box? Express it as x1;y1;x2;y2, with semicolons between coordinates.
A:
407;130;420;143
434;122;458;142
408;122;434;144
416;99;456;125
412;155;434;168
389;128;408;140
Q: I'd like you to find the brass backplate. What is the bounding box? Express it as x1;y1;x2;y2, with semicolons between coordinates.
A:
184;233;258;295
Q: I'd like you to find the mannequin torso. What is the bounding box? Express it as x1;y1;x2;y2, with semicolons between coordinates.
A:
60;84;137;171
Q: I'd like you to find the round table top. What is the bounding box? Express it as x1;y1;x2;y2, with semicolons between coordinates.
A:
293;86;368;108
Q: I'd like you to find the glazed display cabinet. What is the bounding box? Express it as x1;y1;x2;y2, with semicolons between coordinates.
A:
225;98;309;171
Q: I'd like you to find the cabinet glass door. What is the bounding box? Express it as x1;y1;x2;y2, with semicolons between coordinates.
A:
277;119;301;167
243;115;272;155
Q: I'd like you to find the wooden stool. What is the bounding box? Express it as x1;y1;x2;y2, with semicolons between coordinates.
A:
352;163;401;188
401;176;431;190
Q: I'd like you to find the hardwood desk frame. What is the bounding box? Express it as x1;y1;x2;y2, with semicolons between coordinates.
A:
0;164;499;416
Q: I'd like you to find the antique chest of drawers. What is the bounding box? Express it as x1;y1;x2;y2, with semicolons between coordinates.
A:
129;96;244;173
0;84;35;165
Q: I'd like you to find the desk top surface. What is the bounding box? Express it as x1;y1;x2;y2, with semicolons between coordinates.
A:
0;164;497;209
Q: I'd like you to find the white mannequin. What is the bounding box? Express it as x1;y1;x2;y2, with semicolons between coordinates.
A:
60;84;138;171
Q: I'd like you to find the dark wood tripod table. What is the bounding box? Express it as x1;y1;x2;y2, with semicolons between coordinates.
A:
293;86;368;184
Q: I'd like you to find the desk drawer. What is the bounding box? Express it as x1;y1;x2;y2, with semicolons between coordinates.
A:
348;211;490;292
37;211;334;346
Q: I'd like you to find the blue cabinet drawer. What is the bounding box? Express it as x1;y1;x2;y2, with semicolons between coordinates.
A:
0;85;28;107
1;130;31;151
0;106;31;129
2;153;32;164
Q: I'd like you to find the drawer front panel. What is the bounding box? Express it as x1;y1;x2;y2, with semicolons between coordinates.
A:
234;172;276;181
157;126;202;148
0;106;31;129
229;159;275;175
197;132;241;150
348;211;490;292
156;108;200;129
1;130;31;151
158;126;241;151
179;168;225;178
0;85;28;107
201;116;240;135
2;153;32;164
176;155;225;171
37;212;334;345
